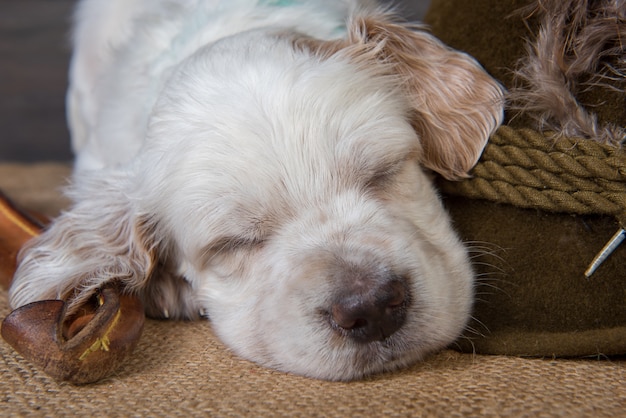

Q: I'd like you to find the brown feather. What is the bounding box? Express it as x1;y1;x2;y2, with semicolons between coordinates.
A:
509;0;626;144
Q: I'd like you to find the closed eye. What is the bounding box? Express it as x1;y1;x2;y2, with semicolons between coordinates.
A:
200;235;265;267
364;158;410;189
214;236;255;252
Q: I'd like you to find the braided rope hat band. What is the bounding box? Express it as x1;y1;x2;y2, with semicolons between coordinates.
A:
438;126;626;276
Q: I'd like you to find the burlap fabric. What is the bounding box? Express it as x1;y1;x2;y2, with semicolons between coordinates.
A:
1;162;624;417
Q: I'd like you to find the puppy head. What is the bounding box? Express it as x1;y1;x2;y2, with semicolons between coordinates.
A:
10;11;503;381
139;12;503;379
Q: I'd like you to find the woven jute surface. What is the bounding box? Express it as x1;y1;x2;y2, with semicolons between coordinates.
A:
1;166;625;417
2;301;625;417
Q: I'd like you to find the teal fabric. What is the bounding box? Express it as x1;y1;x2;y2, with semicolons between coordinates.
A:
260;0;301;6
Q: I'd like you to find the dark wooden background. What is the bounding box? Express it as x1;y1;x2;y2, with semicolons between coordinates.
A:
0;0;430;162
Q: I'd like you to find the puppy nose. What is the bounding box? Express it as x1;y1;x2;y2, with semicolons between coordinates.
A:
330;278;407;343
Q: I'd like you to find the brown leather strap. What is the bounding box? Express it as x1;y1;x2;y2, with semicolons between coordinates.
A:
0;191;44;290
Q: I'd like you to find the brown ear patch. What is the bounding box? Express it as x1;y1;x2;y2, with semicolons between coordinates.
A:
292;12;505;180
353;15;504;180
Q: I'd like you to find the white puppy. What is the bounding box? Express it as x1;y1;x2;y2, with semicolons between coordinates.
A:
9;0;504;380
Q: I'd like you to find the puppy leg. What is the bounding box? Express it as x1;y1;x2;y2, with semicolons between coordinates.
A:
140;265;202;320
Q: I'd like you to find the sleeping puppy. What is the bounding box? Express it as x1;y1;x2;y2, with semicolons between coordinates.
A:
9;0;504;380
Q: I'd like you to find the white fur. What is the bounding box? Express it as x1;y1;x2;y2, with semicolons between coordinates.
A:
9;0;504;380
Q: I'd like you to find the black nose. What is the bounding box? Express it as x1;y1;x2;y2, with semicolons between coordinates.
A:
330;277;408;343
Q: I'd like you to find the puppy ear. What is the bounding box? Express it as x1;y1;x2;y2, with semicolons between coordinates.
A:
8;172;160;314
344;14;505;180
